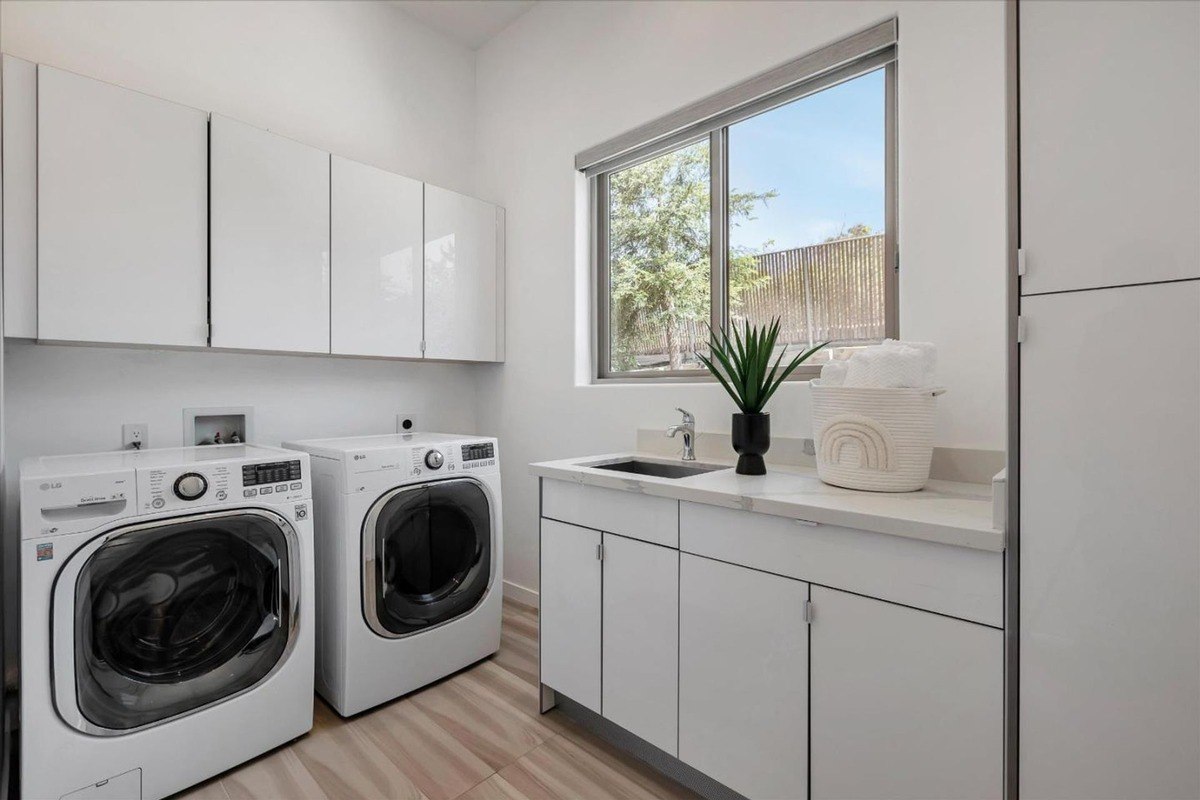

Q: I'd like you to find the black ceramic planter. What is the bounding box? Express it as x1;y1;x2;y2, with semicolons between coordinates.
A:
732;412;770;475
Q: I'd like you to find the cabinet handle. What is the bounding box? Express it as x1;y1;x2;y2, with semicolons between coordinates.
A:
795;518;820;527
596;543;604;562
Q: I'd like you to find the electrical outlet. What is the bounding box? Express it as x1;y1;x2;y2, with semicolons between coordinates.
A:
396;413;421;433
123;423;149;451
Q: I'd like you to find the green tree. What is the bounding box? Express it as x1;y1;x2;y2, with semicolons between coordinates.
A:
822;222;874;243
608;141;776;371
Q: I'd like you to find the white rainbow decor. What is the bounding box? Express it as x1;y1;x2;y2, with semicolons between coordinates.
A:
818;413;897;472
810;381;944;492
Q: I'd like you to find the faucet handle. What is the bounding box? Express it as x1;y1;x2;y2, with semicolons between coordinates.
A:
675;407;695;425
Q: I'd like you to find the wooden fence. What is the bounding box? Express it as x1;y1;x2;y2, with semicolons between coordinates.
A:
623;234;886;363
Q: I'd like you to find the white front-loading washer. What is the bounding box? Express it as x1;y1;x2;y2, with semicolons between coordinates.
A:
20;445;315;800
283;433;501;717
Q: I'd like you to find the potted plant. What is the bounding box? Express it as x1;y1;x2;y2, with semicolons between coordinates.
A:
696;319;827;475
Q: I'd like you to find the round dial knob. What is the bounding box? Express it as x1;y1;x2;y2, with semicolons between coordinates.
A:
173;472;208;501
424;450;445;470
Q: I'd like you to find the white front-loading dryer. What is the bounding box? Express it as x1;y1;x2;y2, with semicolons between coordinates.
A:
20;445;315;800
283;433;501;716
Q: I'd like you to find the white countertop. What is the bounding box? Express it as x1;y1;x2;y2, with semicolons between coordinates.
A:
530;453;1004;552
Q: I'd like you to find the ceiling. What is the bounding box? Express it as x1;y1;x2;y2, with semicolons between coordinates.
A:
390;1;536;50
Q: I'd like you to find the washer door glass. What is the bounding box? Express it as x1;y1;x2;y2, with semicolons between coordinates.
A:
74;512;295;731
366;480;491;637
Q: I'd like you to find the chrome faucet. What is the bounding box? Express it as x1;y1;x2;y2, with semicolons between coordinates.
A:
666;408;696;462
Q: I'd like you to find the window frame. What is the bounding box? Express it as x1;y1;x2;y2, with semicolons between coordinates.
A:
590;24;898;382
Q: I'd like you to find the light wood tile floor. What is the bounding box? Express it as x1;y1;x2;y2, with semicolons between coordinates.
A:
174;600;698;800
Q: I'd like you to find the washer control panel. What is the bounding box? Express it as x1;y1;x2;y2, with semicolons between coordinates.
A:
138;457;308;512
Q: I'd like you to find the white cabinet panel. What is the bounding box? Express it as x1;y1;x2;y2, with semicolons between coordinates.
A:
1020;1;1200;293
601;534;677;755
679;554;807;800
543;480;678;548
424;185;503;361
330;156;423;358
1020;282;1200;799
680;501;1001;626
211;115;330;353
37;66;208;346
539;519;601;713
810;587;1002;800
2;55;37;338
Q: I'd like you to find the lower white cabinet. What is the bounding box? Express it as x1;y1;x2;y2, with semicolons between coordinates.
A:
602;534;678;755
539;519;601;712
679;553;808;800
539;486;1004;800
809;586;1003;800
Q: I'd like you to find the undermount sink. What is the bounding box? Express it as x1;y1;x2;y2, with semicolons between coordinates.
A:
588;459;725;479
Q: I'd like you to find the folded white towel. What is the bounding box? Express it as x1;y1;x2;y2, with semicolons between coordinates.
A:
819;361;848;386
883;339;937;386
843;340;938;389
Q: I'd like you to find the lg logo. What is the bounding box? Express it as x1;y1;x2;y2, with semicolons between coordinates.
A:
39;482;63;491
353;454;366;461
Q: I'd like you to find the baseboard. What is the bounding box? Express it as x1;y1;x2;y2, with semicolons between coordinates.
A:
502;579;539;608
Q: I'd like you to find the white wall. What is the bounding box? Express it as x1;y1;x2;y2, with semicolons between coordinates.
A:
0;1;485;531
474;0;1008;594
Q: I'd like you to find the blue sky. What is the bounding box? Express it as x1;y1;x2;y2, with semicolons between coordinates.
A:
728;68;885;252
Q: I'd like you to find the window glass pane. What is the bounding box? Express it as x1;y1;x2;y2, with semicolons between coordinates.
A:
728;69;887;365
608;139;710;374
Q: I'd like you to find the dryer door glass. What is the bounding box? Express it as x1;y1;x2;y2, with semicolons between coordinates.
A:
73;511;296;731
367;479;492;637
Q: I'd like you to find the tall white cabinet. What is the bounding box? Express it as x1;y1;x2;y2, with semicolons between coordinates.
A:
210;115;331;354
424;186;504;362
330;156;424;358
1019;2;1200;797
37;66;208;346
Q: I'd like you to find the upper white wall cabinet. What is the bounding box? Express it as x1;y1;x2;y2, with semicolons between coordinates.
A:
37;66;208;346
2;55;37;339
330;156;424;359
1020;1;1200;294
210;114;330;353
424;185;504;362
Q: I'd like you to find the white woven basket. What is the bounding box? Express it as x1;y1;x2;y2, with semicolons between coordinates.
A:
810;380;946;492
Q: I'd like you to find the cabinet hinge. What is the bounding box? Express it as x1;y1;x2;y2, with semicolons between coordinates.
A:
1016;316;1027;344
1017;248;1027;277
597;543;604;562
803;600;814;624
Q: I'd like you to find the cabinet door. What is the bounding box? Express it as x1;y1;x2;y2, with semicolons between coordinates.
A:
1020;282;1200;799
679;553;807;799
810;586;1002;800
1020;1;1200;293
330;156;423;358
3;55;37;338
37;66;208;346
539;519;601;712
211;115;330;353
424;186;502;361
601;534;678;755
